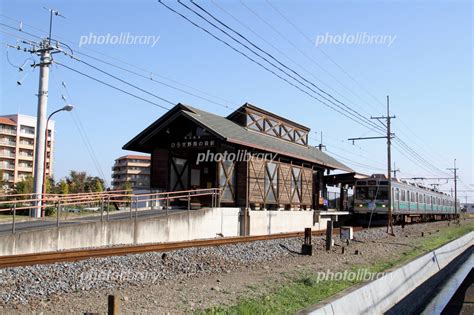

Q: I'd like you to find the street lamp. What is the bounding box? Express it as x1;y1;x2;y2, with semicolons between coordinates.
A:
41;104;73;218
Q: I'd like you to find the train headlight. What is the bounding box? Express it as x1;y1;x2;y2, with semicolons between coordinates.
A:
358;204;363;207
382;205;386;208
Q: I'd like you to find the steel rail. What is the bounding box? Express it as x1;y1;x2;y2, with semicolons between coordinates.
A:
0;227;362;268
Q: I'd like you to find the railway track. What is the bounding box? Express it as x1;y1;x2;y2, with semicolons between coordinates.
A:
0;227;363;268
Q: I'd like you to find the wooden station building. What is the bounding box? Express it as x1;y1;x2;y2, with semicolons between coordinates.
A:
123;103;352;210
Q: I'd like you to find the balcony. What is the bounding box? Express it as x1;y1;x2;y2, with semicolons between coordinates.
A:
0;128;16;135
18;154;33;161
18;141;34;148
17;164;33;171
0;140;17;147
0;152;15;159
0;163;15;170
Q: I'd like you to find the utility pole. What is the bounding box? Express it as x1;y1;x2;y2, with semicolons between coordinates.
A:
32;40;51;218
392;162;400;178
447;159;458;216
317;131;326;151
348;95;395;235
31;9;62;217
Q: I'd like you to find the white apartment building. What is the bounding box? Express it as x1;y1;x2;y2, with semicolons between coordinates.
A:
0;114;55;188
111;155;150;190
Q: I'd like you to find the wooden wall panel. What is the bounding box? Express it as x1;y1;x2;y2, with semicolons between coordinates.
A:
249;157;265;204
278;164;291;204
301;168;313;206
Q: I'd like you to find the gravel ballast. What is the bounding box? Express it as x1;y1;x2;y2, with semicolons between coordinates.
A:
0;220;469;313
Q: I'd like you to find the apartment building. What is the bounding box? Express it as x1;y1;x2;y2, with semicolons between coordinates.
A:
0;114;55;188
111;155;150;190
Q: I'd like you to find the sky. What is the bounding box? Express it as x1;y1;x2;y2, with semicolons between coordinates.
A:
0;0;472;200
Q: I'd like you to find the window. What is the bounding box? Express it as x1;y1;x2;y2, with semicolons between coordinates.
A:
401;190;406;201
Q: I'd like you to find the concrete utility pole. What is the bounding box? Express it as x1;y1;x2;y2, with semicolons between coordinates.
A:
447;159;458;216
32;41;51;218
31;9;63;217
348;95;395;235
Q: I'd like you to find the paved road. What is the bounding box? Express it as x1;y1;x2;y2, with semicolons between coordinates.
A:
0;208;188;235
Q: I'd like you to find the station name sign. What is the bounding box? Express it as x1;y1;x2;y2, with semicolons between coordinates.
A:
170;136;216;149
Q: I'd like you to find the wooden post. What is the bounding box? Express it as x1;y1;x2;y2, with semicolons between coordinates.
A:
301;227;313;255
326;220;333;251
108;295;119;315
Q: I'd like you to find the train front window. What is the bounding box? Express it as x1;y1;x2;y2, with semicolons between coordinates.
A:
355;187;388;200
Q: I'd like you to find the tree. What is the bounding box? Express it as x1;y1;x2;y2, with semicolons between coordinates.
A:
93;178;104;192
15;176;34;195
63;171;105;194
58;180;69;195
66;171;87;194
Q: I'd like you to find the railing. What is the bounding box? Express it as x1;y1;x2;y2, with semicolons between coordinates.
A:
0;152;15;158
0;128;16;135
0;141;16;146
0;188;221;234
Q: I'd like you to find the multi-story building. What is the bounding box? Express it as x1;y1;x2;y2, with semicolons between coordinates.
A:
111;155;151;190
0;114;55;188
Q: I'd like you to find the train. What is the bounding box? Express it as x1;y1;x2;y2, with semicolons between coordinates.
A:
353;174;457;222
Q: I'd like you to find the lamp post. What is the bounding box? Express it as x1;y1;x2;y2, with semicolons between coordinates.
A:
40;104;73;218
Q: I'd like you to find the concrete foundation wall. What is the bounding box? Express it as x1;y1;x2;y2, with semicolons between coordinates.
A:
308;231;474;315
0;208;332;256
0;208;241;256
248;210;329;235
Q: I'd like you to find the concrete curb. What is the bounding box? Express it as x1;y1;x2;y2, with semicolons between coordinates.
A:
305;231;474;315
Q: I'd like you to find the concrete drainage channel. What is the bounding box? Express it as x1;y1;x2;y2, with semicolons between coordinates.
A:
302;231;473;315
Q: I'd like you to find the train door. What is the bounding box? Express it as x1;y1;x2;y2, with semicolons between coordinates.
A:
415;193;420;212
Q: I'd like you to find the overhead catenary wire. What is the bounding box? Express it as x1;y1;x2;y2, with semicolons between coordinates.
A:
1;14;461;186
163;1;455;178
240;0;385;117
263;0;385;115
0;14;240;110
158;1;385;135
50;68;109;187
182;0;386;134
54;61;172;111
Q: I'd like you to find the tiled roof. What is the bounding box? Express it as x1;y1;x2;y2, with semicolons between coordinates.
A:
0;117;16;126
117;154;151;161
124;104;353;172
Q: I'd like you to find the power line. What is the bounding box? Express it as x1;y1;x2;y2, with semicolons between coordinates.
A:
1;14;240;109
159;1;384;135
50;68;109;186
184;0;385;134
210;0;379;119
240;0;384;117
263;0;385;115
64;55;175;106
54;61;172;111
258;1;455;177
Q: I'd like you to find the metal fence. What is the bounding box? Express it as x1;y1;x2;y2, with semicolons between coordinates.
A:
0;188;221;234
